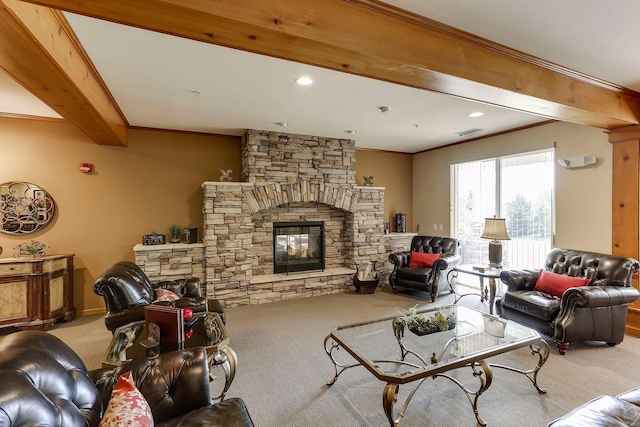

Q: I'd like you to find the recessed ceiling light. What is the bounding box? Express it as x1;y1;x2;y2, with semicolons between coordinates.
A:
469;111;485;118
345;130;357;134
275;122;289;127
295;77;313;86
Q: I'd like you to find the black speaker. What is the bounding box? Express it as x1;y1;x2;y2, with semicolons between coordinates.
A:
183;227;198;244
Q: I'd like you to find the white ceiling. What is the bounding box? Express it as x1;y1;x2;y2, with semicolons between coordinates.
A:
1;1;639;153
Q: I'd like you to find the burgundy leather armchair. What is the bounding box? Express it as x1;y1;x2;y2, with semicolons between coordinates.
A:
0;330;254;427
388;236;462;301
94;261;225;333
496;248;640;355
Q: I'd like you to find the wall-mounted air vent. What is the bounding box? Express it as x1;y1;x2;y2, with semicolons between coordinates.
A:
456;127;485;138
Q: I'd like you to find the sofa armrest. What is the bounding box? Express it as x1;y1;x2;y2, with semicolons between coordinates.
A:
434;253;462;271
553;286;640;332
547;395;640;427
561;285;640;309
389;251;411;269
90;347;212;423
499;269;540;292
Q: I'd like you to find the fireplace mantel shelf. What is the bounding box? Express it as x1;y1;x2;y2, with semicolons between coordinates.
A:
202;181;385;191
134;243;205;251
249;267;356;285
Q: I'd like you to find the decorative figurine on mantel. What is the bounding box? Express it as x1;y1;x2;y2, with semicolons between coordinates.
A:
219;168;233;182
363;176;374;186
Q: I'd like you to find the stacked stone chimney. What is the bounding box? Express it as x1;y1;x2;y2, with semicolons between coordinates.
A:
202;130;387;307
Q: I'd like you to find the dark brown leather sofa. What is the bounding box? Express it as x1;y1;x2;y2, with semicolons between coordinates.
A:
496;248;640;354
548;386;640;426
0;330;254;426
94;261;225;333
388;236;462;301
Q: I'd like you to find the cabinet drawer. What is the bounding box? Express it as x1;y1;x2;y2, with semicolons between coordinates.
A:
43;258;67;273
0;263;33;276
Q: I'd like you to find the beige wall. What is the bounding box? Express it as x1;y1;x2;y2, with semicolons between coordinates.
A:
0;117;241;314
0;118;415;314
412;121;612;253
355;149;414;231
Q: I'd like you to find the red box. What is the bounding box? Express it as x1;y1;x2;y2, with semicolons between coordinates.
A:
144;305;184;344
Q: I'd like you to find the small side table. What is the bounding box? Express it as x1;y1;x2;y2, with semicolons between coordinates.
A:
102;312;235;401
448;264;503;314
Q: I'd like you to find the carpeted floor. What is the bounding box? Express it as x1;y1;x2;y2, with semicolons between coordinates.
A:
48;285;640;427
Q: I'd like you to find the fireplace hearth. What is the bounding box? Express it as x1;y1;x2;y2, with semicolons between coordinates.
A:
273;221;324;274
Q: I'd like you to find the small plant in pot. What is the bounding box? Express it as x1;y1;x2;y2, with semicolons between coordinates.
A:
168;225;182;243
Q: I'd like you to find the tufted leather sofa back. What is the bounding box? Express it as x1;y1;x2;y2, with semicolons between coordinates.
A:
545;248;640;287
0;331;102;427
93;261;155;312
410;236;460;256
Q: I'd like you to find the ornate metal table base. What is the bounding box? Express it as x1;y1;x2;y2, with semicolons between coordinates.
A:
447;268;501;314
208;346;237;401
324;335;549;427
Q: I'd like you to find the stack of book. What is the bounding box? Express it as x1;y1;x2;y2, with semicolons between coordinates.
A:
144;305;185;352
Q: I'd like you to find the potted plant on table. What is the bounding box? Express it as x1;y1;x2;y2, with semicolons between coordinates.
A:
396;305;456;336
13;240;49;258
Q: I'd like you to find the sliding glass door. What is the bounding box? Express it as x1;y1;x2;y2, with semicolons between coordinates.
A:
452;150;554;271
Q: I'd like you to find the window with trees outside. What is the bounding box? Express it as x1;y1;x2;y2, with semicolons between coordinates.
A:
452;149;554;286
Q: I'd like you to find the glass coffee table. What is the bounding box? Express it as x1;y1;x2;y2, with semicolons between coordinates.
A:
103;312;236;401
324;305;549;426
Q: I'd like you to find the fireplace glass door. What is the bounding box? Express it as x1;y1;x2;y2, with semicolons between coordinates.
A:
273;221;324;274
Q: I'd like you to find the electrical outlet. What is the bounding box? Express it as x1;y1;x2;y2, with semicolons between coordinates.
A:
433;223;438;231
438;224;443;231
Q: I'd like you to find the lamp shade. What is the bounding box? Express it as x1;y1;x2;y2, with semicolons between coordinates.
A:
481;217;511;241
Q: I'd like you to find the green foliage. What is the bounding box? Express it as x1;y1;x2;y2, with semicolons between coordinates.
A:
168;224;182;240
397;305;456;332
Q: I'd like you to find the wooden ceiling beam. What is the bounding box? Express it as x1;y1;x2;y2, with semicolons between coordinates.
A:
16;0;640;130
0;0;127;146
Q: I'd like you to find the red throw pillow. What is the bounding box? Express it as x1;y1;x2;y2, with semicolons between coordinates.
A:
408;252;442;267
99;371;153;427
534;270;590;297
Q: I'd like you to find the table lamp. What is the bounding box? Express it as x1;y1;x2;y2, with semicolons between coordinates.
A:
481;216;511;268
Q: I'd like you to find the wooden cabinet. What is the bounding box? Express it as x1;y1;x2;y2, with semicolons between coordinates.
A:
0;254;75;330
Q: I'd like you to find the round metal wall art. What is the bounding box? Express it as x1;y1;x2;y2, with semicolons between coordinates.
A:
0;181;55;235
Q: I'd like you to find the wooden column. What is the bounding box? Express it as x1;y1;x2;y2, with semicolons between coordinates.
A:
609;125;640;336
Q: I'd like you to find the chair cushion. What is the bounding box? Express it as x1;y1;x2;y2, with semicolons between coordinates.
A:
500;290;561;322
534;270;590;297
155;399;254;427
396;266;432;284
409;252;442;267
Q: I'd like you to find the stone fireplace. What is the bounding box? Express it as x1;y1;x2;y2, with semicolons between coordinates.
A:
200;129;411;307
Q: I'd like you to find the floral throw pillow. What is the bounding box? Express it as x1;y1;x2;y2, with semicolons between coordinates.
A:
99;371;154;427
153;288;180;303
